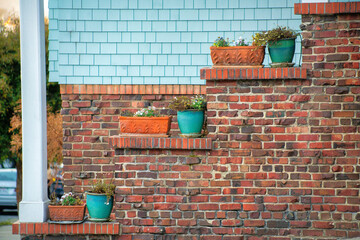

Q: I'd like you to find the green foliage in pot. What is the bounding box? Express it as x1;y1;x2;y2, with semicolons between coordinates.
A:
252;26;300;47
60;192;83;206
213;37;230;47
133;106;160;117
169;96;206;112
50;192;83;206
89;180;116;201
121;106;163;117
233;36;250;46
213;36;250;47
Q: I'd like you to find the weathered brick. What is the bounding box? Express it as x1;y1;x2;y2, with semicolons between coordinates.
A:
338;30;360;37
314;30;336;38
326;54;349;62
57;11;360;239
326;38;348;45
267;220;289;228
244;220;265;227
72;101;91;108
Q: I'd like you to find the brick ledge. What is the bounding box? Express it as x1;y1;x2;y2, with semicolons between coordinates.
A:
109;136;212;150
12;221;121;235
60;84;206;95
200;67;307;80
294;2;360;15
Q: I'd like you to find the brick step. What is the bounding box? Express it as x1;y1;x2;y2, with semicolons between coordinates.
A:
109;136;212;150
12;221;121;235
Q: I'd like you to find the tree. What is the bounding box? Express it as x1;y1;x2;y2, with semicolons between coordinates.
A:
1;15;62;205
10;103;63;205
1;16;61;161
0;16;21;163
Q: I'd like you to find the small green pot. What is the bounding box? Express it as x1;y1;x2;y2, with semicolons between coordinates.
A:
86;193;114;221
177;110;204;138
268;38;296;63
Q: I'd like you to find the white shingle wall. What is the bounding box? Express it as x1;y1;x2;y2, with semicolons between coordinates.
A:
48;0;352;85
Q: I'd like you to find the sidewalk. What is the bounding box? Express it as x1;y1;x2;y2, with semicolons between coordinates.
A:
0;210;20;240
0;225;20;240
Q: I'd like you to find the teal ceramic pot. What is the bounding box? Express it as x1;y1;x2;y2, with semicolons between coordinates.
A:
86;193;114;221
177;110;204;138
268;38;296;63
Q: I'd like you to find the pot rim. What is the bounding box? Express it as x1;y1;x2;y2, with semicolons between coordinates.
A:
268;37;297;43
49;204;86;207
119;116;172;120
86;192;115;197
178;109;205;113
210;45;265;50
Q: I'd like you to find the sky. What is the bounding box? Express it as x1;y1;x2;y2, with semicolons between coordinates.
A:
0;0;49;18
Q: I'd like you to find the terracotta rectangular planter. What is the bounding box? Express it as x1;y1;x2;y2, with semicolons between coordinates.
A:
119;116;172;136
210;46;265;67
48;205;86;221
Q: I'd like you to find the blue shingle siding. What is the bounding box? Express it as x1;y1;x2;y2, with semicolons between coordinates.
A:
50;0;353;85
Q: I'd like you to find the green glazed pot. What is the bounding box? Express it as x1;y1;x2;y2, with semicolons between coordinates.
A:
86;193;114;221
268;38;296;63
177;110;204;138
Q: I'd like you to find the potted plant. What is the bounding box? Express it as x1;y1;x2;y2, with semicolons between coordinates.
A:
119;106;172;137
210;36;265;67
86;180;116;222
252;26;300;67
48;192;85;221
169;95;206;138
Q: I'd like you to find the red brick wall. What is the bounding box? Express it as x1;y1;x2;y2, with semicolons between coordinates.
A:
61;93;200;194
58;4;360;240
203;69;359;239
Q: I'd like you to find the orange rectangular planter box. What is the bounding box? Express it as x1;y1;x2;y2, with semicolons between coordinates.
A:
119;116;172;136
48;205;86;221
210;46;265;67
